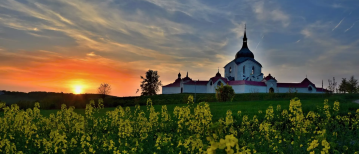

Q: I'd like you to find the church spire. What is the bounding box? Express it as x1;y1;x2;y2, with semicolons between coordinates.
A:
186;71;188;77
242;24;248;48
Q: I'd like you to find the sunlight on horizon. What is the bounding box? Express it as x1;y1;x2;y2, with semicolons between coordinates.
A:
69;79;88;94
73;85;83;94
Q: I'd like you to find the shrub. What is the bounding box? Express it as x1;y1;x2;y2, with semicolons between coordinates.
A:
215;83;235;102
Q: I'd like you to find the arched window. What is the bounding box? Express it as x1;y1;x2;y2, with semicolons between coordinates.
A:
243;65;245;74
229;67;232;73
252;66;254;75
210;81;213;86
217;81;222;86
308;86;313;91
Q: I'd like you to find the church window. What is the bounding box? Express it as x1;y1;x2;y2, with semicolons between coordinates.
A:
210;81;213;86
252;66;254;75
217;81;222;86
308;86;312;91
243;66;245;74
229;67;232;73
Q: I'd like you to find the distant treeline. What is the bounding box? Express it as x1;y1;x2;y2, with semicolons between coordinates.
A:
1;90;359;110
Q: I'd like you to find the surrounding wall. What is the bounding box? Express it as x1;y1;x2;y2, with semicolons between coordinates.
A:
231;85;267;93
183;85;207;93
277;86;322;93
162;87;181;94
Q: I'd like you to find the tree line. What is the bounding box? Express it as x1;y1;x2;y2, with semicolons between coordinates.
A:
327;76;359;93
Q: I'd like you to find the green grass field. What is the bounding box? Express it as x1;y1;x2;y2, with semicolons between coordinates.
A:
2;94;359;153
6;96;357;122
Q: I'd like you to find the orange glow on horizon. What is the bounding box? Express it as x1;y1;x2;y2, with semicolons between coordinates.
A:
73;85;84;94
0;50;143;97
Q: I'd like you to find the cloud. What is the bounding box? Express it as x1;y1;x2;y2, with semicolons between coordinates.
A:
86;52;96;57
345;20;358;32
332;17;345;31
255;34;264;50
252;1;290;27
301;29;311;37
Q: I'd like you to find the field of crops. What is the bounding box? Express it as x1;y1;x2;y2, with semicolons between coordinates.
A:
1;96;359;153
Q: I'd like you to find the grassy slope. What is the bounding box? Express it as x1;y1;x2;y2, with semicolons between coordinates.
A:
20;97;359;122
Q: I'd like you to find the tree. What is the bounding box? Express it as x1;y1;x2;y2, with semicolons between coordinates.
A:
140;70;162;96
347;76;358;93
215;83;235;102
327;77;337;93
339;78;348;93
98;83;111;99
338;76;358;93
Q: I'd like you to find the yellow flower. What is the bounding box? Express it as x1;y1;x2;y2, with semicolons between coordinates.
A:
307;140;319;151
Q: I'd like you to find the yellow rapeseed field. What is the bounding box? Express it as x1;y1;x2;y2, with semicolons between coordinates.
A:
0;96;359;153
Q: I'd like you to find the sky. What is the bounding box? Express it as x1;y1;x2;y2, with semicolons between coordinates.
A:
0;0;358;96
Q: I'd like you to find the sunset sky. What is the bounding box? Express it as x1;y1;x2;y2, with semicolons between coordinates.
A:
0;0;359;96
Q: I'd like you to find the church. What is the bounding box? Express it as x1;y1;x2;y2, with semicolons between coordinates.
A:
162;26;327;94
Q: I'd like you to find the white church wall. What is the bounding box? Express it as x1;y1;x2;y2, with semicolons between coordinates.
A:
224;61;236;79
231;85;267;93
207;81;215;93
277;86;320;93
205;79;228;93
231;85;245;93
265;79;277;93
237;60;262;81
244;85;267;93
183;85;207;93
162;87;181;94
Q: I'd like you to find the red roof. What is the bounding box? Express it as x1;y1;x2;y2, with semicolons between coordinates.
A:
277;83;308;88
162;78;181;87
263;73;277;81
184;80;208;85
301;78;313;85
277;78;315;88
227;80;266;86
210;77;228;84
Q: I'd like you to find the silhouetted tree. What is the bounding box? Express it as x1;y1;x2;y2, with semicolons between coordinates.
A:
98;83;111;99
339;76;358;93
339;78;348;93
327;77;337;93
140;70;162;96
347;76;358;93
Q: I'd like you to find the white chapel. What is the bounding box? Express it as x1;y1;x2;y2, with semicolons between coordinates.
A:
162;26;327;94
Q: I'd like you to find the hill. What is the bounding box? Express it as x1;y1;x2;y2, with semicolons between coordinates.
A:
0;90;358;110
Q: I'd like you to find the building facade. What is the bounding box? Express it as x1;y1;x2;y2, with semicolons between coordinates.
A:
162;26;327;94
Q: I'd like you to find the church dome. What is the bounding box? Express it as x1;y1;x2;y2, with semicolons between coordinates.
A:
235;24;254;59
235;48;254;59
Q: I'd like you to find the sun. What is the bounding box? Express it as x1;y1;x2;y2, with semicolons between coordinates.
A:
73;85;83;94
